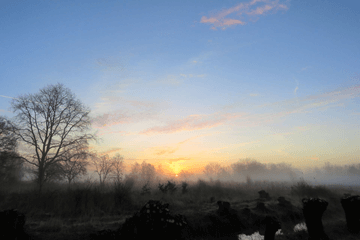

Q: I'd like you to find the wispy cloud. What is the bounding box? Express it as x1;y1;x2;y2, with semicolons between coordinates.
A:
294;86;298;94
91;96;162;129
156;74;206;86
301;66;311;71
150;136;202;156
167;157;192;164
200;0;289;30
236;140;260;146
92;109;157;128
153;147;178;156
180;74;206;78
259;83;360;113
0;95;17;100
140;113;241;135
95;129;130;136
156;75;183;85
271;126;309;137
96;57;127;72
308;156;320;161
100;147;122;156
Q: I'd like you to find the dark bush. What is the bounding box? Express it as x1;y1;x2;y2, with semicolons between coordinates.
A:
158;181;177;195
181;181;188;194
141;181;151;196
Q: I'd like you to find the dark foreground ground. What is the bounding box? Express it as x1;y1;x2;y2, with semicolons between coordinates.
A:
1;180;360;240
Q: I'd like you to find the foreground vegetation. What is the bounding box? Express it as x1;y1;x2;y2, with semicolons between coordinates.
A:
1;177;360;240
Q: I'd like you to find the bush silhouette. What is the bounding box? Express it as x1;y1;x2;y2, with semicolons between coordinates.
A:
158;181;177;194
181;182;188;194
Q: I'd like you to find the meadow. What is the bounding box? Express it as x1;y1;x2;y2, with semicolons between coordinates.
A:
1;177;359;240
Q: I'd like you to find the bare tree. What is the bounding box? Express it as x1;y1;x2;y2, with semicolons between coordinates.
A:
91;153;115;185
112;153;124;183
127;161;156;186
203;162;222;178
0;116;23;184
129;162;141;177
140;161;156;183
10;83;96;191
60;144;89;185
178;169;193;179
0;116;17;152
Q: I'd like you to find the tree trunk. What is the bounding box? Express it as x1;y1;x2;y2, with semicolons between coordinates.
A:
38;164;45;193
302;198;329;240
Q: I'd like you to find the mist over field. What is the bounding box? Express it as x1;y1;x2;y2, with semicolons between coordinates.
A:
20;158;360;188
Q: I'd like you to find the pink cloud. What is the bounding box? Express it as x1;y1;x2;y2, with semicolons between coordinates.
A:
200;17;219;24
222;19;245;26
140;113;241;135
200;0;289;30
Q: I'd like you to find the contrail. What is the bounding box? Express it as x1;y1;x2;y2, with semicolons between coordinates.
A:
0;94;41;104
0;95;18;100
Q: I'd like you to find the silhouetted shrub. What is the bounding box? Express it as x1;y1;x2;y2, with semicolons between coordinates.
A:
0;209;27;239
181;181;188;194
258;190;271;200
113;182;133;208
167;181;177;194
158;181;177;195
119;200;189;240
291;181;335;200
141;181;151;196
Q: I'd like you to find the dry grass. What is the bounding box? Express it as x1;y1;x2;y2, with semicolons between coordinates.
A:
1;178;359;239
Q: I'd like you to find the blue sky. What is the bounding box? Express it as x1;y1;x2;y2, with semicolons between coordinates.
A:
1;0;359;175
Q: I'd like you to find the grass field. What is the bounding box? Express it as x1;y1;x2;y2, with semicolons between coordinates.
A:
1;178;359;240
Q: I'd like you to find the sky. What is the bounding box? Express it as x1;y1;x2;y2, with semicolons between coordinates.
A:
1;0;359;176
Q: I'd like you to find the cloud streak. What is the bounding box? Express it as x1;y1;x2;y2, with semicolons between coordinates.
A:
200;0;289;30
167;157;192;164
140;113;242;135
91;95;162;129
0;95;17;100
92;110;153;128
150;135;203;156
100;147;122;156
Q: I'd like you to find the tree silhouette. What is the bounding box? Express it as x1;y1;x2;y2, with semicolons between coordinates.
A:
91;153;115;185
112;153;125;183
0;116;23;184
10;83;95;191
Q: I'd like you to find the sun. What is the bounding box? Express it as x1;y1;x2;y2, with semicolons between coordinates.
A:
176;174;178;177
